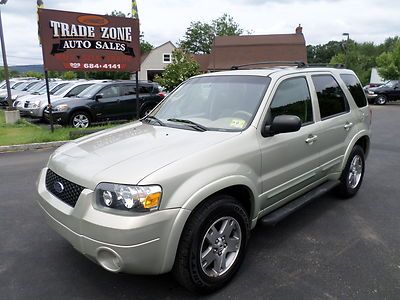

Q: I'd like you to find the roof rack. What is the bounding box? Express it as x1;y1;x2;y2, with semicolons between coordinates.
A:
231;61;307;70
307;63;346;69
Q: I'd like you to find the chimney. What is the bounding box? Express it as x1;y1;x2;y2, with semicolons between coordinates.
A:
296;24;303;34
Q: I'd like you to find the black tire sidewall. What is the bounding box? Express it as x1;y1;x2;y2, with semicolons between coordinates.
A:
176;195;250;293
375;95;387;105
70;111;91;128
339;145;365;197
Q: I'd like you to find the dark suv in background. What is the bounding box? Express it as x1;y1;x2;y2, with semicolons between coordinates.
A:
366;80;400;105
45;81;165;128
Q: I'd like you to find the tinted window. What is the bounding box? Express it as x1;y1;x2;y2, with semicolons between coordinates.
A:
139;85;152;93
312;75;349;119
67;84;92;97
123;85;136;96
100;86;120;98
340;74;367;107
269;77;313;125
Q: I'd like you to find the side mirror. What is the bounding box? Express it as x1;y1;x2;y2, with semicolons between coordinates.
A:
95;94;103;101
263;115;301;137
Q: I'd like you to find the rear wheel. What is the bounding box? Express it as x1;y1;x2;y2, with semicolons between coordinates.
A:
70;111;91;128
139;105;155;118
335;145;365;198
173;195;250;293
375;95;387;105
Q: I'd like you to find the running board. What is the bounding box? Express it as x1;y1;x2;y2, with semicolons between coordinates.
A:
259;180;340;226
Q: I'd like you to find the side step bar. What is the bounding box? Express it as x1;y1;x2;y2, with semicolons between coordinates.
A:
259;180;340;226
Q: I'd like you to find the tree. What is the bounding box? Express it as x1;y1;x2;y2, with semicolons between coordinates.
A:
140;40;154;54
376;40;400;80
307;41;345;64
62;71;77;80
154;49;201;91
179;14;245;54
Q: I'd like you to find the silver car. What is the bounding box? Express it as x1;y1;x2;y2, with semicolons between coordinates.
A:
37;66;371;293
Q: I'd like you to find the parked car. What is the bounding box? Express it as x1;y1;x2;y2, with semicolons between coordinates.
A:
18;81;98;119
14;81;71;111
366;80;400;105
0;79;37;106
44;80;165;128
37;66;371;293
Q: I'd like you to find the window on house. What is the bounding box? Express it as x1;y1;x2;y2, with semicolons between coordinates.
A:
163;53;172;63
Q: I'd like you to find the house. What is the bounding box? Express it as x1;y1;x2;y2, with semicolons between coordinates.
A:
138;41;176;81
193;25;307;72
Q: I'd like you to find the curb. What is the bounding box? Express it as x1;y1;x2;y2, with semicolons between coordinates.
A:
0;141;69;153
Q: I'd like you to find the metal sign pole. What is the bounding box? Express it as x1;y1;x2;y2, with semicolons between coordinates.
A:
0;7;12;109
135;71;139;120
44;70;54;133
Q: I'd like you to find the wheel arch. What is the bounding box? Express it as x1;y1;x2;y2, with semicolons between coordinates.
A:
341;132;370;171
68;107;94;123
160;180;257;274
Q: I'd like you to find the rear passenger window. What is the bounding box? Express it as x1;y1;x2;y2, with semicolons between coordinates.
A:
270;77;313;125
340;74;367;107
312;75;349;119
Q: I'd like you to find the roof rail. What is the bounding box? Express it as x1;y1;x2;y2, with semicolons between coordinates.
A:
306;63;346;69
231;61;307;70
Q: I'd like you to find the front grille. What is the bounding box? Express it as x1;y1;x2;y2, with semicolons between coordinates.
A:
24;101;29;108
45;169;84;207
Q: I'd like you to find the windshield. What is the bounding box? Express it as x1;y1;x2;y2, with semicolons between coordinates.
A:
27;82;45;92
77;83;103;98
14;82;31;91
53;82;75;96
383;80;398;88
11;82;24;89
152;75;270;132
35;82;58;95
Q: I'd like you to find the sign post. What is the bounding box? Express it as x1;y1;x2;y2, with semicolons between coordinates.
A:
37;8;141;127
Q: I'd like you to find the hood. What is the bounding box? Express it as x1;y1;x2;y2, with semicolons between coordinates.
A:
48;122;240;189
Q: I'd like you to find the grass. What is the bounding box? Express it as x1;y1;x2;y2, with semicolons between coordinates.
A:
0;110;116;146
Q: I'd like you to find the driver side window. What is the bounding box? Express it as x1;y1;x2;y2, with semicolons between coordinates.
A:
100;86;120;98
269;77;313;125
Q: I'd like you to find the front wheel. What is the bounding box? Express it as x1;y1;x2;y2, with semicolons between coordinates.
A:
335;145;365;198
173;195;250;293
375;95;387;105
70;111;91;128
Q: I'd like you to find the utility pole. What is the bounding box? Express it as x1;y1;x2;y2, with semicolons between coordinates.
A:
0;0;12;109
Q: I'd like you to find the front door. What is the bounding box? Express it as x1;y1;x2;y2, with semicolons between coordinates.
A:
95;85;122;120
258;75;324;211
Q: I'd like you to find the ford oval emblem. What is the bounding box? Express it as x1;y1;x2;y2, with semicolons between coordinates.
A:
53;181;64;194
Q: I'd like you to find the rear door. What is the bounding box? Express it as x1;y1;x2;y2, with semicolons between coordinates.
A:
120;84;138;117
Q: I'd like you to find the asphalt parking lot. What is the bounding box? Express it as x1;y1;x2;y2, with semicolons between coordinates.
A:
1;104;400;299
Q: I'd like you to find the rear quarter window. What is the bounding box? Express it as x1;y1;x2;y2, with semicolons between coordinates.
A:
340;74;367;108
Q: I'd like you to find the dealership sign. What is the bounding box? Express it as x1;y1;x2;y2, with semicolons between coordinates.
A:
38;9;140;72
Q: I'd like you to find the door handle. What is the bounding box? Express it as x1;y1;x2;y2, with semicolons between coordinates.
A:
305;134;318;144
344;122;353;131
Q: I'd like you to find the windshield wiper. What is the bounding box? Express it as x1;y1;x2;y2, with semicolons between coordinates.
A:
142;115;165;126
167;118;208;132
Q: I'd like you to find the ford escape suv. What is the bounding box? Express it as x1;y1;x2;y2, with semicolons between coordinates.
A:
37;65;371;293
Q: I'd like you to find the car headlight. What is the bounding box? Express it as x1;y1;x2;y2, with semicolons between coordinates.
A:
53;104;69;112
95;183;162;213
28;102;40;108
368;91;375;95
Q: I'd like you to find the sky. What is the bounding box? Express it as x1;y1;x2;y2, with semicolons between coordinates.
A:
0;0;399;66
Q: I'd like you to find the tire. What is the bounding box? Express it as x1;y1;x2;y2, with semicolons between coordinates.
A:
70;111;91;128
173;195;250;293
335;145;365;199
139;105;155;118
375;95;387;105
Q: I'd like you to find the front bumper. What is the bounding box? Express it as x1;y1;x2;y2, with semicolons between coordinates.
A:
18;107;43;118
36;168;190;275
43;110;69;124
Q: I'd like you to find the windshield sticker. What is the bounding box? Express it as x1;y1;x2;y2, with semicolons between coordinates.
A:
230;119;246;129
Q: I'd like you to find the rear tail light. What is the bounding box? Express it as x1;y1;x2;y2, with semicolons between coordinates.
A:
158;92;166;98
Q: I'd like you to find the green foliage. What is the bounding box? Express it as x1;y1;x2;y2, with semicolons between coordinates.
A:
61;71;77;80
154;49;201;91
307;41;345;64
140;40;154;54
109;10;126;17
376;40;400;80
179;14;245;54
24;71;44;79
